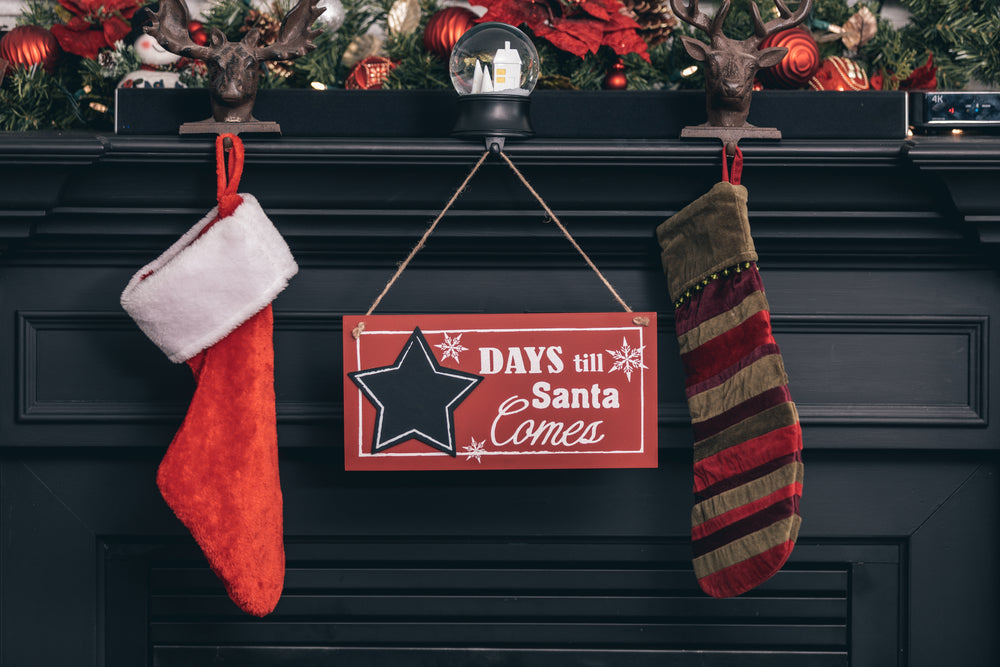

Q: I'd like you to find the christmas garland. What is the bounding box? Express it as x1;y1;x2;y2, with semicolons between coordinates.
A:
0;0;997;131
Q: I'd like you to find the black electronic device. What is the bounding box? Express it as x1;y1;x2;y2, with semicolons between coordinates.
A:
910;91;1000;129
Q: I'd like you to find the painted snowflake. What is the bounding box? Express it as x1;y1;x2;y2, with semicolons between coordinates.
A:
435;332;468;363
463;437;487;463
606;337;648;382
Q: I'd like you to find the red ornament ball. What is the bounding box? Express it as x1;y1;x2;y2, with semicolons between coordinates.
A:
756;28;820;89
603;60;627;90
807;56;870;91
423;6;477;59
0;25;61;72
188;20;209;47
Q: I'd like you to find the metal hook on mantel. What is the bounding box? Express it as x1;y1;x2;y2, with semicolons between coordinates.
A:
677;120;782;158
485;136;506;156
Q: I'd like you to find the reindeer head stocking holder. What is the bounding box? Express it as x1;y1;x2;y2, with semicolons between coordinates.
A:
669;0;812;151
146;0;324;131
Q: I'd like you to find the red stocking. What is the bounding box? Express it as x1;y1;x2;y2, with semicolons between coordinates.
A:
121;134;297;615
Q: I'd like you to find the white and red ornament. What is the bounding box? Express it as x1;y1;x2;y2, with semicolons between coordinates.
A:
807;55;869;91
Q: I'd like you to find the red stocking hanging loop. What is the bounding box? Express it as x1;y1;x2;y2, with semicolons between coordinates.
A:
722;145;744;186
216;133;245;218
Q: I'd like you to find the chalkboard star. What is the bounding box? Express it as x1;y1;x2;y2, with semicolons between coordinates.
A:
349;328;483;456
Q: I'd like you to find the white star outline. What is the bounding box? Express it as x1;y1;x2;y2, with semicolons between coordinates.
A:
463;437;487;463
606;336;648;382
434;331;469;363
350;330;480;456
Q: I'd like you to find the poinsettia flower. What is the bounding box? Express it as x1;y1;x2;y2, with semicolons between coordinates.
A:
872;54;936;92
900;54;936;90
474;0;649;63
50;0;141;59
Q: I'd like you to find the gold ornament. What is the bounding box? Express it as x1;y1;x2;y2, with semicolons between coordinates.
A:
388;0;421;37
841;7;877;51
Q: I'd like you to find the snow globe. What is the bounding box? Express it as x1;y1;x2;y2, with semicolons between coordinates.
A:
449;22;539;145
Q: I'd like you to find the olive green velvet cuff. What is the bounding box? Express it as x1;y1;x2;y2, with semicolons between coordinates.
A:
656;182;758;304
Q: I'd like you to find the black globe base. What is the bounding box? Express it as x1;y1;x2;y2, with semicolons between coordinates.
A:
452;94;534;140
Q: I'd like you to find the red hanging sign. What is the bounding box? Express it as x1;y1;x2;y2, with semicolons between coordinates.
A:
343;312;657;471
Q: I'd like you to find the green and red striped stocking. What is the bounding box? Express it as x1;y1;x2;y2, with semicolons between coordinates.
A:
656;150;803;598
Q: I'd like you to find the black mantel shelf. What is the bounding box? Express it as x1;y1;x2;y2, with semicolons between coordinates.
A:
2;133;999;267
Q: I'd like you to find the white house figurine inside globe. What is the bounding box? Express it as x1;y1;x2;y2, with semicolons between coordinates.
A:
450;23;538;97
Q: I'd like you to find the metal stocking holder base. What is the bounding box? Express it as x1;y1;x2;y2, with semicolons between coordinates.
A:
179;119;282;139
680;125;782;157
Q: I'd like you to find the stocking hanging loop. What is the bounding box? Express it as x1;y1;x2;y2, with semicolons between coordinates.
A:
216;133;245;217
722;145;744;186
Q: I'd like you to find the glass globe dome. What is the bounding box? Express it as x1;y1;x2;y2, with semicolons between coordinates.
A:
449;23;539;96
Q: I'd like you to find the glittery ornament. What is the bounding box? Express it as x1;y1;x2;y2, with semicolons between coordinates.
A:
388;0;421;36
604;60;627;89
341;33;384;69
756;28;820;89
345;55;397;89
423;6;477;59
318;0;346;31
807;56;869;91
0;25;61;72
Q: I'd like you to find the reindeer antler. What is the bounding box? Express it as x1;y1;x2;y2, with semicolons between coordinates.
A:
751;0;813;43
669;0;714;35
671;0;812;45
145;0;213;61
254;0;325;61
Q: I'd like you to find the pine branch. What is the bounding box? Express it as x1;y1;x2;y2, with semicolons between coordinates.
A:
15;0;60;27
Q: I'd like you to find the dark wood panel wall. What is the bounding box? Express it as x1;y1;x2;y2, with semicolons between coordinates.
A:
0;134;998;666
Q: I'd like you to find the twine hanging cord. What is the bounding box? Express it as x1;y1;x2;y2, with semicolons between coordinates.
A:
351;150;648;339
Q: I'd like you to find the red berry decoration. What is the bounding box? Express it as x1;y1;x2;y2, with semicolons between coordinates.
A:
0;25;61;72
423;6;477;59
603;60;627;90
756;27;820;89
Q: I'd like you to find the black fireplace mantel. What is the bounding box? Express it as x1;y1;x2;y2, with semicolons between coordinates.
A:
1;132;998;667
2;132;998;253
